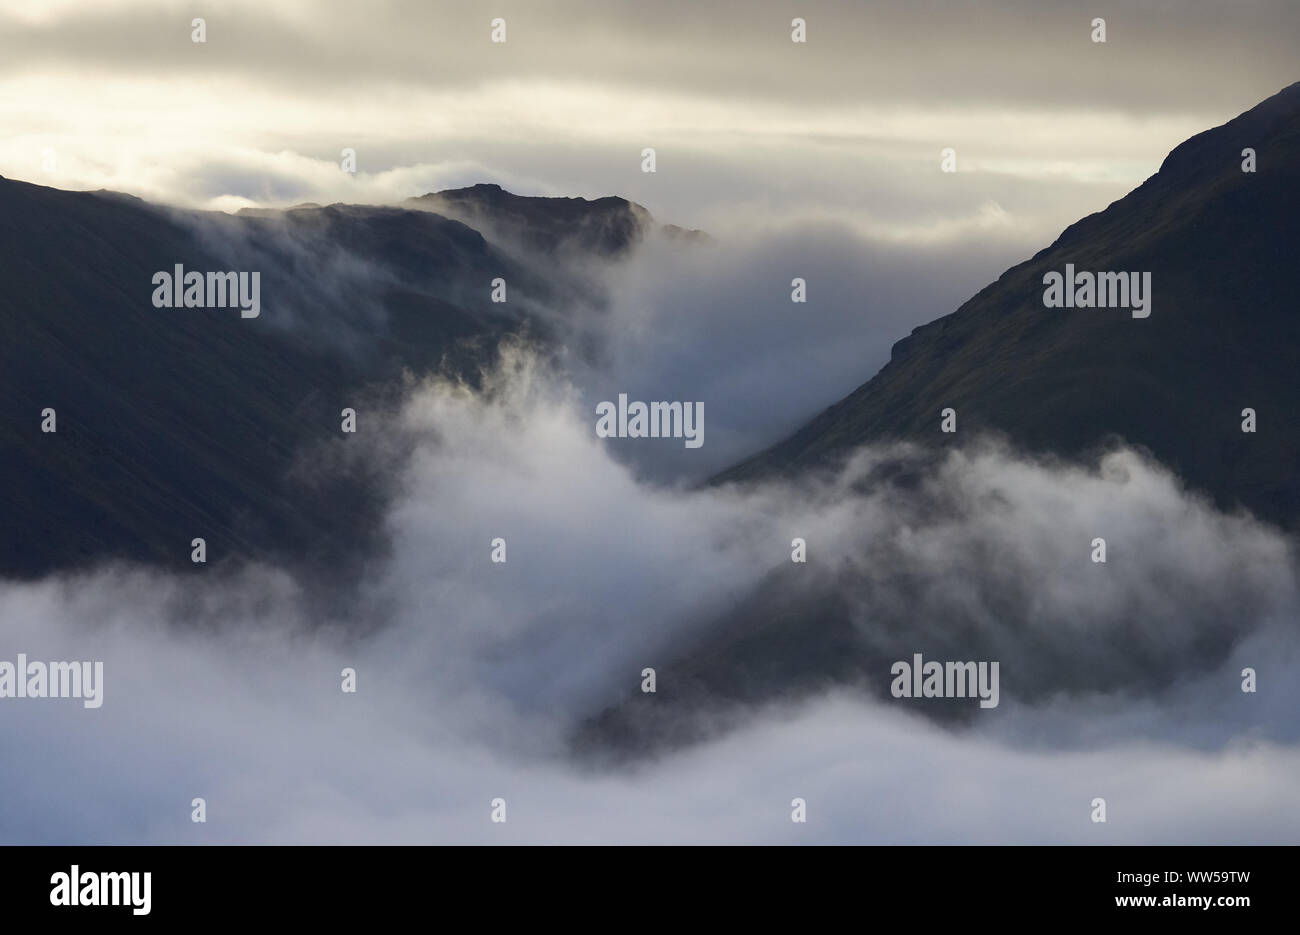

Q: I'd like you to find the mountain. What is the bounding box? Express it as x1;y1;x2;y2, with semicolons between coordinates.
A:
0;180;661;582
575;82;1300;759
716;82;1300;531
409;183;707;257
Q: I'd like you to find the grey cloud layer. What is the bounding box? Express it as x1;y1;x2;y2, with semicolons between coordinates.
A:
1;357;1296;843
1;0;1293;243
157;200;1036;482
2;0;1296;112
550;224;1038;480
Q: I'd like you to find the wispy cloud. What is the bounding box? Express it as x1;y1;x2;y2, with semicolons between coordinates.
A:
3;352;1295;843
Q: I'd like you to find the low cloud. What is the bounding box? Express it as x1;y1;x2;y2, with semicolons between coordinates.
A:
2;352;1296;843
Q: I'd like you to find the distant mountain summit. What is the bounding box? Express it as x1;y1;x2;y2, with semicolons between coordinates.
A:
717;82;1300;529
410;183;708;256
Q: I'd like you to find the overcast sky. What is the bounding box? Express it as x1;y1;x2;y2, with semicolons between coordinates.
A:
1;0;1296;242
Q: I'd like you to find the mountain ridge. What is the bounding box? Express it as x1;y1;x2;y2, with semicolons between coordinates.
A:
713;81;1300;530
0;176;673;582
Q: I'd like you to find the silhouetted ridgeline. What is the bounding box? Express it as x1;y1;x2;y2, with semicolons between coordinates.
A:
716;82;1300;532
0;181;671;580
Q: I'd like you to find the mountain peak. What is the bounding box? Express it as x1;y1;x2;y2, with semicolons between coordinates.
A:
1153;80;1300;182
417;181;633;207
715;83;1300;529
409;183;654;257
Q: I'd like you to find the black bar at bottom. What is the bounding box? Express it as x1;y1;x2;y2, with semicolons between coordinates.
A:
0;845;1284;922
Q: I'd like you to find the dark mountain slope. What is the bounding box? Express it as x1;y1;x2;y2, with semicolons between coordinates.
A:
0;180;625;581
716;81;1300;530
576;84;1300;759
